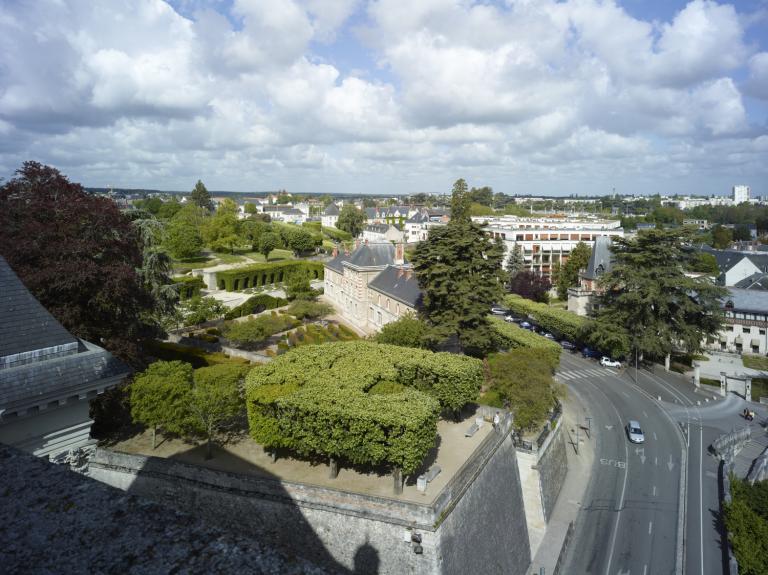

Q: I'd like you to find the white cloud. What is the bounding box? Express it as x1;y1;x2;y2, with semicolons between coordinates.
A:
746;52;768;100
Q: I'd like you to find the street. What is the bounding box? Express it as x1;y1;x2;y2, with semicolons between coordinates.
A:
558;353;734;575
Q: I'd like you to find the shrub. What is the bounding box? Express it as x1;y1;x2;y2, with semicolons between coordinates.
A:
144;341;250;368
322;226;352;242
286;300;333;320
216;260;324;291
503;294;587;341
224;294;288;320
725;477;768;575
374;313;431;349
173;276;205;300
206;327;221;335
245;342;482;476
489;316;561;367
224;314;299;348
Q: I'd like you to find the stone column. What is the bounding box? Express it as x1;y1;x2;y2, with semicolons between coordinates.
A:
745;378;752;402
720;371;727;397
665;353;671;372
693;362;700;388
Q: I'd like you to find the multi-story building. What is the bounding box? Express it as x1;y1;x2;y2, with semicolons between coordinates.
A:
733;185;750;205
479;216;624;278
683;219;709;231
709;289;768;354
321;203;340;228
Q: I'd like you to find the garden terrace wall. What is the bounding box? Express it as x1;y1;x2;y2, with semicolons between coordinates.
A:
504;295;586;341
216;261;324;291
173;276;205;300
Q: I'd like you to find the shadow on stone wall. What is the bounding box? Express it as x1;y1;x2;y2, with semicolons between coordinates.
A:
121;445;371;574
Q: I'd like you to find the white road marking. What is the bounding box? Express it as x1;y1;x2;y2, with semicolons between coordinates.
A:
655;457;658;466
644;565;648;575
653;432;657;441
699;424;704;575
653;485;657;496
649;521;653;535
643;411;648;418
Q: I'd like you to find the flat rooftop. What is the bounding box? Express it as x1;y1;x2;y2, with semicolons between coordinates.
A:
108;405;495;504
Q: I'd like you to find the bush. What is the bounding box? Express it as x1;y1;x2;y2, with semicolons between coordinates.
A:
173;276;205;300
504;294;587;341
224;314;300;348
216;260;324;291
144;341;250;369
374;313;431;349
486;348;562;431
322;226;352;242
286;300;332;320
245;342;482;476
206;327;221;335
224;294;288;320
489;316;561;367
726;477;768;575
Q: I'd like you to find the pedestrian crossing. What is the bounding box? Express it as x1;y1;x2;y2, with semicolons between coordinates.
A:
556;367;618;381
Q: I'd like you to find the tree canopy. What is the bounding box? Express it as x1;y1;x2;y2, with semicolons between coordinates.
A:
0;161;156;364
336;205;367;238
508;270;551;303
555;242;591;300
374;313;432;349
586;229;726;360
190;179;212;210
412;179;506;356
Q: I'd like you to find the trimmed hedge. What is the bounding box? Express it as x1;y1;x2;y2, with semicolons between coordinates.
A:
503;294;587;341
173;275;205;300
489;316;561;367
245;341;483;475
216;260;324;291
322;226;352;242
145;341;250;369
225;294;288;320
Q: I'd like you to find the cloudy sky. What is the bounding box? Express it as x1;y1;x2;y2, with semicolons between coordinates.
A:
1;0;766;197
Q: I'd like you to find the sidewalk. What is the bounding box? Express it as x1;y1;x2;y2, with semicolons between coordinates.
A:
530;386;595;574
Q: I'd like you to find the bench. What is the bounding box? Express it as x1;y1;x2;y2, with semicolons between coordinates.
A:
465;423;479;437
425;465;441;483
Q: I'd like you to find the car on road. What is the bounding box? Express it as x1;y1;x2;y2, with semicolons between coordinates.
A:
503;314;519;323
490;306;509;315
520;321;533;330
582;347;601;359
560;340;577;351
543;332;556;340
600;357;622;368
626;420;645;443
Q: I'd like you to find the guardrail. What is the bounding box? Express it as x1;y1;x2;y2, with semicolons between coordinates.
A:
711;426;751;459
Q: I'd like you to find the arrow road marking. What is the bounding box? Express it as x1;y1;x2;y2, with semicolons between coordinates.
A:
667;454;675;472
648;521;653;535
652;485;656;496
605;425;614;430
635;446;646;464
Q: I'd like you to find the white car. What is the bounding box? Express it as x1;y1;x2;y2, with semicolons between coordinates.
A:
600;357;622;368
626;420;645;444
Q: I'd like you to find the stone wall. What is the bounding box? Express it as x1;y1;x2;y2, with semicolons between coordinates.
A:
538;422;568;521
89;421;531;575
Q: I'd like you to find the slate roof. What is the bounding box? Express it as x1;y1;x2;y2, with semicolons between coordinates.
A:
406;211;428;224
733;272;768;291
699;246;768;274
0;340;129;411
582;236;613;280
324;243;396;273
364;223;390;234
323;203;340;216
725;288;768;314
364;207;378;219
0;256;77;359
368;265;423;308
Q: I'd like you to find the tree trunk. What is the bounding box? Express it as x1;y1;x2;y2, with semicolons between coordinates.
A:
393;467;403;495
329;457;339;479
665;353;671;372
205;436;213;460
152;426;157;450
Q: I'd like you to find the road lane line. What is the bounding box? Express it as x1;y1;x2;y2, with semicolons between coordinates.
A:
643;410;648;418
644;565;648;575
653;485;656;496
649;521;653;535
699;423;704;575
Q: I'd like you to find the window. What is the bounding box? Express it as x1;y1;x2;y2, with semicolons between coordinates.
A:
743;327;750;334
760;329;766;336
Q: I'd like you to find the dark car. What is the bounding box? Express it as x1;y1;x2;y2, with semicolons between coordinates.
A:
560;340;577;351
582;347;601;359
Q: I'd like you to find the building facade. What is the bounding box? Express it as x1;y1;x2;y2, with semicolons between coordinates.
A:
479;216;624;278
733;185;750;205
707;289;768;355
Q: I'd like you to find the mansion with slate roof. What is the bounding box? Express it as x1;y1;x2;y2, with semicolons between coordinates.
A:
0;256;129;457
323;241;422;333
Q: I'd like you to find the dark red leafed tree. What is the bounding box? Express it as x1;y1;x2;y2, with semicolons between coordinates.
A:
0;161;155;364
508;270;552;304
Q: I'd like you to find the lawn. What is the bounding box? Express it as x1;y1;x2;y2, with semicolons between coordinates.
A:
742;354;768;371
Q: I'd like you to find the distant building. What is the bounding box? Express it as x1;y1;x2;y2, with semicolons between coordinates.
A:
567;236;613;317
708;289;768;355
361;223;405;243
699;246;768;286
321;203;340;229
683;219;709;231
733;185;750;205
0;257;129;457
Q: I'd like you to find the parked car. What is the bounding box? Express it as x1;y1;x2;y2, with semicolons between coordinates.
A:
626;420;645;444
490;306;509;315
582;347;601;359
560;340;577;351
520;321;532;330
543;332;556;340
600;357;622;368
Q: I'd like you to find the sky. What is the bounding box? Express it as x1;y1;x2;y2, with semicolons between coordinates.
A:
0;0;767;197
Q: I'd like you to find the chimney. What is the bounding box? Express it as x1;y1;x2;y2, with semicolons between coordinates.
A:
398;268;404;279
394;242;405;265
332;245;339;258
354;237;361;251
405;268;413;280
364;238;369;245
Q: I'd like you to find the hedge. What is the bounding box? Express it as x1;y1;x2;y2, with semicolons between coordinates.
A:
322;226;352;242
503;294;587;341
225;294;288;320
245;341;483;476
489;316;561;367
215;260;324;291
145;341;251;369
173;276;205;300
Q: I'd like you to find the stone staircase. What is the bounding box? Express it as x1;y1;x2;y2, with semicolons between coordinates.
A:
733;425;768;478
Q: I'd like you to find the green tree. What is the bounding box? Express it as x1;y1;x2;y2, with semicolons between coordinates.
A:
374;313;431;349
157;198;183;220
556;242;591;300
259;232;280;261
286;300;332;320
413;182;506;356
284;227;317;256
180;295;226;326
187;364;247;460
506;244;525;277
244;202;258;215
733;225;752;242
285;273;314;301
165;214;204;259
224;314;298;348
508;270;551;303
336;204;367;238
239;219;268;251
449;178;471;223
203;198;240;253
711;224;733;249
130;361;193;448
689;252;720;275
190;179;212;210
589;229;726;363
469;186;493;206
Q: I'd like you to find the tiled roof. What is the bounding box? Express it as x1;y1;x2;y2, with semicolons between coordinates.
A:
0;256;77;359
368;265;422;308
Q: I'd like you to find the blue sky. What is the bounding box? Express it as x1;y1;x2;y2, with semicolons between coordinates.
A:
1;0;767;197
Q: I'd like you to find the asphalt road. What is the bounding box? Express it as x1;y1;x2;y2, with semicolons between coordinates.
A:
559;353;685;575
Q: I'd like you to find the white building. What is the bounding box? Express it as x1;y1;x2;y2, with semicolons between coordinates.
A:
709;289;768;355
479;216;624;278
321;203;340;228
733;185;750;205
361;224;405;243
